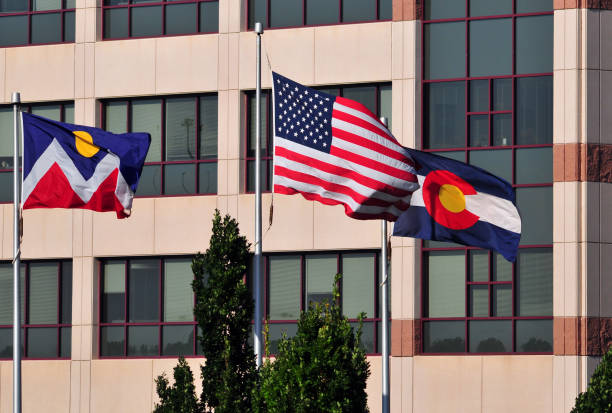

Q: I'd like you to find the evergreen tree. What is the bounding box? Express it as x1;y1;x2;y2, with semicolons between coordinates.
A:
254;274;371;413
153;356;200;413
192;210;256;413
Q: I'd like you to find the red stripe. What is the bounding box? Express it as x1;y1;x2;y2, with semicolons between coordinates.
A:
274;184;400;221
329;145;418;183
332;109;397;144
275;165;411;209
331;127;415;166
275;146;415;198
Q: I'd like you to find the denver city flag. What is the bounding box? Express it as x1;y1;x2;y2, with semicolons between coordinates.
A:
392;148;521;262
21;113;151;218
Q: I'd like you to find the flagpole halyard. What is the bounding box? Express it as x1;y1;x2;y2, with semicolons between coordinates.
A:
254;22;264;369
12;91;22;413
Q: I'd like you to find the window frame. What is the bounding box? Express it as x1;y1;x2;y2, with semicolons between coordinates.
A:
0;0;75;48
0;259;72;360
97;256;201;359
420;0;553;355
246;0;391;30
101;0;219;40
100;93;219;198
256;250;384;356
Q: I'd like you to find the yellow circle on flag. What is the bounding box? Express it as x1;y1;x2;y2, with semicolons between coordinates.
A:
438;184;466;213
74;131;100;158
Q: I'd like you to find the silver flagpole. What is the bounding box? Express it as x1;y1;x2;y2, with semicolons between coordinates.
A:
253;22;264;368
379;117;390;413
12;91;21;413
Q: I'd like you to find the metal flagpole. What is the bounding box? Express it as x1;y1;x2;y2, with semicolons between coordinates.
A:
379;117;390;413
254;22;264;368
12;91;21;413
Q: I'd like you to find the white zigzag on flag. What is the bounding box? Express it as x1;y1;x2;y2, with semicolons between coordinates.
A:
22;138;133;210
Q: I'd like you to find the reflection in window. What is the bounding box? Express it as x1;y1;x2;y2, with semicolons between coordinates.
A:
0;261;72;359
99;257;199;357
102;94;218;196
102;0;218;39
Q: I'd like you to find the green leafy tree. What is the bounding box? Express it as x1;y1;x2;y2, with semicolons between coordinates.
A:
153;356;200;413
571;345;612;413
192;210;256;413
254;274;371;413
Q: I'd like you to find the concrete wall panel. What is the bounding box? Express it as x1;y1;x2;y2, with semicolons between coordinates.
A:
5;45;75;103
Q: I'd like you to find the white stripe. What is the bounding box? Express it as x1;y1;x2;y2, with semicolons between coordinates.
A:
332;102;392;137
465;193;521;234
275;136;419;193
409;174;520;234
332;136;415;176
275;155;411;204
275;174;404;218
22;138;134;210
331;117;407;156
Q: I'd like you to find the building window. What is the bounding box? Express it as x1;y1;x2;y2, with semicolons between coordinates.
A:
99;257;203;357
421;0;553;354
248;0;391;29
0;260;72;359
0;102;75;203
244;83;391;192
102;94;218;197
0;0;75;47
102;0;219;40
252;251;383;355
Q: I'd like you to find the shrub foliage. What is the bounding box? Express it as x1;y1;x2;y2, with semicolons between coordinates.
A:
254;274;371;413
153;356;200;413
571;345;612;413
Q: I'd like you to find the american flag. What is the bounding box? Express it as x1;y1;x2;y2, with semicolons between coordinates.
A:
272;72;419;221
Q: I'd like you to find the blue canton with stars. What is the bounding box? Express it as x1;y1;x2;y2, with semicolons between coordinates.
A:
273;72;335;154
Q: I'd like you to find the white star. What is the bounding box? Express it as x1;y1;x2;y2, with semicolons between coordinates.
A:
284;110;287;115
276;78;280;83
305;125;309;129
320;100;323;105
300;128;304;133
325;131;328;135
279;103;283;107
323;119;327;123
305;90;309;95
278;115;283;120
324;108;328;112
284;99;287;103
290;125;294;129
304;136;308;140
309;98;313;102
278;127;282;132
309;131;313;136
318;112;322;116
323;142;327;147
295;87;298;91
296;120;300;125
285;83;289;87
278;91;282;96
299;94;303;99
313;104;318;109
294;132;298;137
293;114;297;118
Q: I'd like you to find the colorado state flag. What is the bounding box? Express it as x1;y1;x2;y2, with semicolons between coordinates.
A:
392;148;521;262
21;113;150;218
